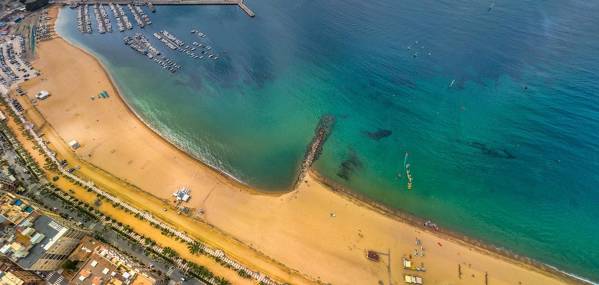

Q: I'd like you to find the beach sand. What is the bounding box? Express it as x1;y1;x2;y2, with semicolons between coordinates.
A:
13;6;578;285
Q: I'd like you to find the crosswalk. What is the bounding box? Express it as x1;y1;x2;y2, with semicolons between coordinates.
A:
45;271;67;285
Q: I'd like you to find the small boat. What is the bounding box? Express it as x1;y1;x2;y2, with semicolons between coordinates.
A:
449;79;456;88
406;164;413;190
403;152;413;190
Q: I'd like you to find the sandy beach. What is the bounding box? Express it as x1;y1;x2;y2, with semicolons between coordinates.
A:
11;5;581;285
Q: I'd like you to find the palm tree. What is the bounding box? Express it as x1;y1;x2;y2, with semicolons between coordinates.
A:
188;241;202;255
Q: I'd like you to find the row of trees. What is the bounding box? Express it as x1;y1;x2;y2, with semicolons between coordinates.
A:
0;97;269;285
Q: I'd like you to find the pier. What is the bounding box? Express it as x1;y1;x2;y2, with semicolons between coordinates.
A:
154;30;218;60
108;3;131;31
118;4;133;29
92;4;101;33
76;4;92;33
124;33;181;73
128;4;145;27
99;4;112;32
294;115;335;188
146;1;155;12
238;0;254;17
64;0;256;17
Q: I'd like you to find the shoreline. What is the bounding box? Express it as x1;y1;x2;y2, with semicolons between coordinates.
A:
19;5;591;285
61;33;591;284
54;8;260;194
56;23;589;285
311;172;594;285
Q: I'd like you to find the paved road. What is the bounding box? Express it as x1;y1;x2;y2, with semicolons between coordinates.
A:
0;132;34;184
0;128;206;285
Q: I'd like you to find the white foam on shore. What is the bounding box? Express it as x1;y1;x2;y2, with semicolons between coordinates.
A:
52;7;599;284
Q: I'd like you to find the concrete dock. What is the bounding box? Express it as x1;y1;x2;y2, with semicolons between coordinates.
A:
60;0;256;17
238;0;254;17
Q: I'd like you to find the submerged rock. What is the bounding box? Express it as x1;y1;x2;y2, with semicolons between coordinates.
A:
337;149;363;181
364;129;392;141
462;140;516;159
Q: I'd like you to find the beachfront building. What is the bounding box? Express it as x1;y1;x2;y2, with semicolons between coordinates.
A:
22;0;49;11
69;236;160;285
0;194;34;225
173;187;191;202
34;91;49;100
130;274;159;285
0;172;17;192
0;193;87;271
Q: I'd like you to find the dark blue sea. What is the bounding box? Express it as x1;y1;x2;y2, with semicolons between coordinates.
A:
56;0;599;281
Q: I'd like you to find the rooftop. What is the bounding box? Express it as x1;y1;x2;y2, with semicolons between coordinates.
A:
131;274;157;285
0;200;76;271
68;236;99;262
72;250;130;285
0;194;35;225
15;214;66;269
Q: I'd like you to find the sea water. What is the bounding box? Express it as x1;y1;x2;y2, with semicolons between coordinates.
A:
56;0;599;281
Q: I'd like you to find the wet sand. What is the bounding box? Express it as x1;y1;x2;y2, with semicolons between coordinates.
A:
13;6;580;285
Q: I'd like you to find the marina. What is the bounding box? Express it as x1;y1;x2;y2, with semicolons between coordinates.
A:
108;3;132;32
135;4;152;25
154;30;217;60
76;4;92;33
118;4;133;29
127;4;151;28
153;31;178;50
127;4;143;28
123;33;180;73
92;4;106;33
71;2;220;62
99;4;112;32
61;0;256;17
71;0;253;37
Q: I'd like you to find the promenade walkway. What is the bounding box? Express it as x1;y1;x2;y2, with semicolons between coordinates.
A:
1;90;276;285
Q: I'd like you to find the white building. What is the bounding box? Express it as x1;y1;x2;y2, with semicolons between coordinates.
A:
173;187;191;202
36;90;50;100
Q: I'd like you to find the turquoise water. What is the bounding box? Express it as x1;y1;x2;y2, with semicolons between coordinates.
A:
56;0;599;281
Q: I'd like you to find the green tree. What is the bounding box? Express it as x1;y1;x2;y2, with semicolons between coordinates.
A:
188;241;203;255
